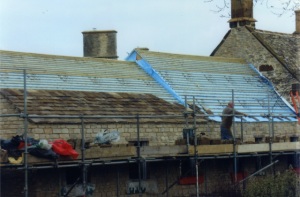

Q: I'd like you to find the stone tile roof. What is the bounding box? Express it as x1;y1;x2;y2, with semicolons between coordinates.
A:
247;27;300;101
251;28;299;82
1;49;296;124
0;88;194;124
0;50;178;104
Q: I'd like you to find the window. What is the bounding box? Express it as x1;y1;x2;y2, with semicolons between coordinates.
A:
180;158;196;177
259;65;274;72
65;167;91;184
129;160;150;180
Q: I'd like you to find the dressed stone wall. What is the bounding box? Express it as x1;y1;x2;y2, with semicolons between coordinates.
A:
1;94;298;143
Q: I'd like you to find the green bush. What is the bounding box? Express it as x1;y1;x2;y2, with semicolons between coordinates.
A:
243;170;299;197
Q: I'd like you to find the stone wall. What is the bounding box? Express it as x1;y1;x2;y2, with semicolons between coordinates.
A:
0;94;24;138
213;27;286;79
198;121;298;142
1;94;298;143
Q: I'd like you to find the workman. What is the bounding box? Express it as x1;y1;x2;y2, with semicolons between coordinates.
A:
221;102;247;140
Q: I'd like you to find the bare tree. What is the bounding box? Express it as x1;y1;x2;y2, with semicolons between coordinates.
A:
204;0;300;17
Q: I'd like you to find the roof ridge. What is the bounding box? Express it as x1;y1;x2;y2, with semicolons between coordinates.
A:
253;28;297;37
135;48;246;64
0;50;130;64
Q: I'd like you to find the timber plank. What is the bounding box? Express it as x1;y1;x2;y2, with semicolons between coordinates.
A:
81;145;136;159
238;142;300;153
140;145;187;156
189;144;234;155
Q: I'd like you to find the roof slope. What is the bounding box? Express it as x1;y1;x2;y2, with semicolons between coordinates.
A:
0;50;178;104
127;49;296;122
0;88;188;124
210;26;299;100
252;28;299;80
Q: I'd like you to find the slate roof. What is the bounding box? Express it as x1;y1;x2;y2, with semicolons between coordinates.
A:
0;88;187;124
126;48;296;122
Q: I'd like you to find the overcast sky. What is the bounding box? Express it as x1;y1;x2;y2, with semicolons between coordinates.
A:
0;0;296;60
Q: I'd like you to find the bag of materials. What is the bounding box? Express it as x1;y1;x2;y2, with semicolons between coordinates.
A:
37;139;52;150
51;139;79;159
29;147;59;160
94;130;120;144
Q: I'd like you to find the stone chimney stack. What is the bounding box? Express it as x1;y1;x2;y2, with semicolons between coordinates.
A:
294;10;300;34
229;0;257;28
82;30;118;59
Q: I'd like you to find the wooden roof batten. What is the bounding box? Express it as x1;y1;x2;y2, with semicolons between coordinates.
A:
131;48;296;122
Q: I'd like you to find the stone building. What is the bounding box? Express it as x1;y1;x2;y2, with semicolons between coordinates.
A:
0;46;298;196
211;0;300;104
0;4;299;196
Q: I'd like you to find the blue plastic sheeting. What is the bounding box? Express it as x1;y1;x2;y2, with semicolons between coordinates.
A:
126;51;185;105
136;59;186;105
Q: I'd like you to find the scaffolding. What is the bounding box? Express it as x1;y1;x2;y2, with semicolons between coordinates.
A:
0;70;299;197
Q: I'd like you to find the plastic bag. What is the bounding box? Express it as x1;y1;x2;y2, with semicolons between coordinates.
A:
1;135;22;150
95;130;120;144
51;139;79;159
29;147;58;160
61;183;95;197
37;139;52;150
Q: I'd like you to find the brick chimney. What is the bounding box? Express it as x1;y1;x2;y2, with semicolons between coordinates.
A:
82;30;118;59
228;0;257;28
294;10;300;34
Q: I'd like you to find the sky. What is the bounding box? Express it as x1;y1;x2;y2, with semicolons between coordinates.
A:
0;0;297;60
